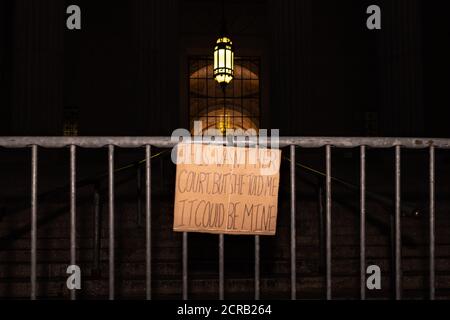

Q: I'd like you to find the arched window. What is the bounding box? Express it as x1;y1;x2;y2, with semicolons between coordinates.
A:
189;57;260;134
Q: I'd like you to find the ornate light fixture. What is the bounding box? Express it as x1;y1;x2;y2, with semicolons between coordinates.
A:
213;1;234;136
213;36;234;88
213;2;234;89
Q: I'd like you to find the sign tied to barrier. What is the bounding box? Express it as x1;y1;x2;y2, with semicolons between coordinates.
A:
173;143;281;235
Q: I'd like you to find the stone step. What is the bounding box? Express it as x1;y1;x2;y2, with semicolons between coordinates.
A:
2;257;450;279
1;243;450;263
2;275;450;300
3;220;450;249
3;197;449;234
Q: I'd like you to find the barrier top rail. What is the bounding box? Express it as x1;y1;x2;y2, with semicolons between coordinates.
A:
0;136;449;149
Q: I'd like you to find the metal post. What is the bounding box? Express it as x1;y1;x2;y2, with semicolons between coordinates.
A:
146;145;152;300
219;234;224;300
182;232;188;300
318;184;325;274
395;145;402;300
93;185;101;273
70;145;77;300
290;145;296;300
325;145;332;300
108;145;115;300
2;136;450;149
360;146;366;300
137;165;142;227
255;235;260;300
389;212;395;299
31;145;38;300
429;146;435;300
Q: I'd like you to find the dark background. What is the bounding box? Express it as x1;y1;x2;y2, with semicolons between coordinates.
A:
0;0;449;137
0;1;449;300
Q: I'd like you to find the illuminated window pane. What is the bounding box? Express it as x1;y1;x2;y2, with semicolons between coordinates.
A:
189;56;260;134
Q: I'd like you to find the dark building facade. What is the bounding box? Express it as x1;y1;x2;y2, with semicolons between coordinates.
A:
0;0;449;301
0;0;448;137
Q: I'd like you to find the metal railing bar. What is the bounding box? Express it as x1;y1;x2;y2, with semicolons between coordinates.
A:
0;136;444;302
0;149;168;242
30;145;38;300
0;173;142;246
1;136;449;149
285;152;417;216
389;211;395;299
318;184;325;274
325;145;332;300
137;165;142;226
429;146;435;300
255;235;260;300
395;146;402;300
108;145;115;300
70;145;76;300
93;185;101;273
182;232;188;300
284;155;420;248
1;148;421;250
32;150;167;204
360;146;366;300
146;145;152;300
219;234;224;300
290;145;296;300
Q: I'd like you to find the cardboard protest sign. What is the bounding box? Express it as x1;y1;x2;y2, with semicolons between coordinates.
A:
173;143;281;235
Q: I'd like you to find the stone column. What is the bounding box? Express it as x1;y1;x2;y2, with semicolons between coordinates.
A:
133;0;180;135
378;0;424;137
0;0;13;134
12;0;64;135
269;0;313;135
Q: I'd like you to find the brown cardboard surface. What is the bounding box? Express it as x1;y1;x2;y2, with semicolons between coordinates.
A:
173;143;281;235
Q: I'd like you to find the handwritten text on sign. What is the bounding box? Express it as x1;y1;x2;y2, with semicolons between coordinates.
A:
173;143;281;235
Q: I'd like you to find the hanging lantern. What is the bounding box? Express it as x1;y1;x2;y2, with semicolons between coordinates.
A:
213;36;234;87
